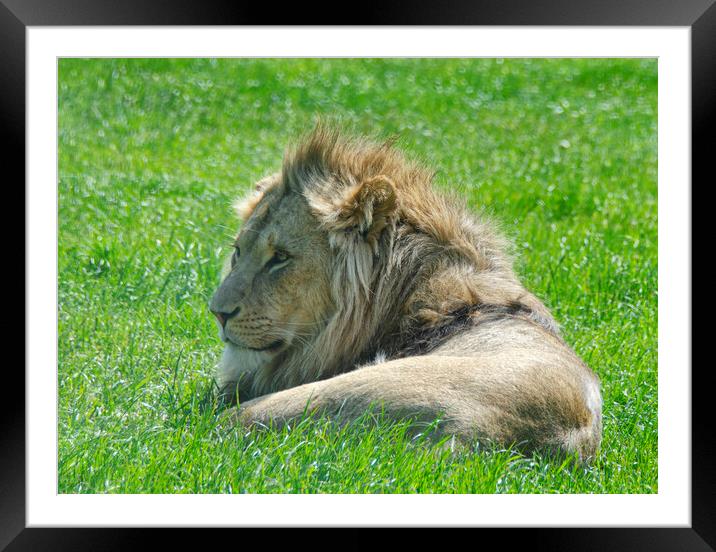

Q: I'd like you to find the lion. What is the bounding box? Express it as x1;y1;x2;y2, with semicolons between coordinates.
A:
210;125;602;461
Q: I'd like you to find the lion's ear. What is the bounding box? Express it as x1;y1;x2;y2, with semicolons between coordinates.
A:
314;175;397;244
254;173;279;192
233;173;280;221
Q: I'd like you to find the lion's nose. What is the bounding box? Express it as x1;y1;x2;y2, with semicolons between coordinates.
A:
211;306;240;327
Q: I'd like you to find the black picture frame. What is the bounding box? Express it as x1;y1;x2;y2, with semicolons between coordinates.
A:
5;1;711;549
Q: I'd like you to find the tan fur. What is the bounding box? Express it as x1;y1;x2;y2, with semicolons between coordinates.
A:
210;124;602;462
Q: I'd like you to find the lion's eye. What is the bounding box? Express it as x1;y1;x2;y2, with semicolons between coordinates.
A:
266;250;290;271
231;246;240;267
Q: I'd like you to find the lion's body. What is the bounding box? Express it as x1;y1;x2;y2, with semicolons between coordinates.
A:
211;126;602;461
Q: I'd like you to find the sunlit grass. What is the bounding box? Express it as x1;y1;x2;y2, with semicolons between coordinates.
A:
58;58;657;493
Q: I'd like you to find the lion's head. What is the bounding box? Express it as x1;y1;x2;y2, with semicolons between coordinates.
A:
210;171;333;354
211;125;556;403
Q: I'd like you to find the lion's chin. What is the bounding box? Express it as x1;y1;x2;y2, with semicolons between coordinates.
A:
246;339;285;353
224;336;287;355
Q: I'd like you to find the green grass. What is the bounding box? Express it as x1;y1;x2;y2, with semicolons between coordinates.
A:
58;58;657;493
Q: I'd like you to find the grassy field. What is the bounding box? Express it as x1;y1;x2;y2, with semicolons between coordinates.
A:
58;58;657;493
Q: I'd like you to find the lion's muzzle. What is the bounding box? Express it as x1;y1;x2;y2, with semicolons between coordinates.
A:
211;305;241;328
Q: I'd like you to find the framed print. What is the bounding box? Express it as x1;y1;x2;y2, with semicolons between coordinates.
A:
5;0;712;549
